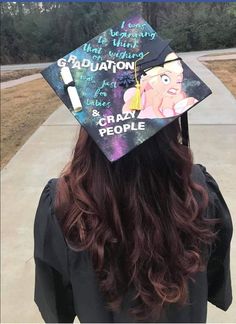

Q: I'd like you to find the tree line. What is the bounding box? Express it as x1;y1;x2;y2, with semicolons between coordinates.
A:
1;2;236;64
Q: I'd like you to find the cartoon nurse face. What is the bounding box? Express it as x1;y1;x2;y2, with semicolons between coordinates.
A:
142;67;183;97
140;53;186;118
122;52;198;119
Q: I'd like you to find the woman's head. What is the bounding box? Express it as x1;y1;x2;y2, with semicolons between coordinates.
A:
55;119;217;321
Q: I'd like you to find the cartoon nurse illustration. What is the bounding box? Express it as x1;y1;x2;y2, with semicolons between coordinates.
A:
122;52;198;119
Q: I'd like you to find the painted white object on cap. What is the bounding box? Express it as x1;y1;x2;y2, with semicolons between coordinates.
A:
60;66;82;111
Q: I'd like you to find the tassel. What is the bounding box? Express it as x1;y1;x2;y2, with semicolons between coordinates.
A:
129;51;149;111
129;82;142;110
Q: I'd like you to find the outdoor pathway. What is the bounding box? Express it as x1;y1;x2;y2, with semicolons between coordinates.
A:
199;53;236;61
1;73;42;90
1;49;236;323
1;62;53;71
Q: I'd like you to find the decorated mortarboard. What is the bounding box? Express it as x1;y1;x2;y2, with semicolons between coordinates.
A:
41;15;212;162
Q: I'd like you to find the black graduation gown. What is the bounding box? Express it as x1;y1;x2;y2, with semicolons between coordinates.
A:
33;164;233;323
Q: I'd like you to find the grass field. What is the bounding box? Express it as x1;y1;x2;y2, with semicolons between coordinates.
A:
203;60;236;97
1;78;61;168
1;69;42;82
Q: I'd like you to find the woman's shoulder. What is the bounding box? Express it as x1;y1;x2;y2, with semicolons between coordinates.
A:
192;164;233;237
34;178;58;233
191;163;217;187
33;178;59;241
34;177;69;277
42;177;58;200
191;164;226;199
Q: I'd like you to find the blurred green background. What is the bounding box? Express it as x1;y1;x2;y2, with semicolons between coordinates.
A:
1;1;236;64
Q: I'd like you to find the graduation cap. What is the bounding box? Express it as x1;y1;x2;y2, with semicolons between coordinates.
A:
41;15;212;162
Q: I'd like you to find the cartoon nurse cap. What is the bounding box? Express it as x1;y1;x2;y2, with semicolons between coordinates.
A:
41;14;212;162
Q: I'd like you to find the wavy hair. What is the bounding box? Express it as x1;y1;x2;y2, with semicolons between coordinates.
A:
54;119;218;321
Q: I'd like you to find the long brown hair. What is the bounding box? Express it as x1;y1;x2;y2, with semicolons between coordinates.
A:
54;119;217;321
